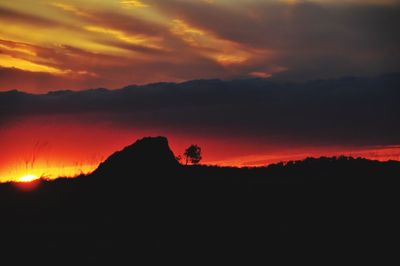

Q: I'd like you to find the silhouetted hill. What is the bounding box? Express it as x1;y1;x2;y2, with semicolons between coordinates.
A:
0;136;399;263
93;136;179;179
86;137;400;185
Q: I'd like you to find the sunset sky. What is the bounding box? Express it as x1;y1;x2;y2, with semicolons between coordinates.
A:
1;0;400;181
1;0;400;92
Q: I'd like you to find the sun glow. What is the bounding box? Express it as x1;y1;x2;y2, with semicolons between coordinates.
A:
1;164;98;183
18;174;39;182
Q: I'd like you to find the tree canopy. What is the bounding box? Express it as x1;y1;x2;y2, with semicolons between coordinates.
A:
184;145;202;165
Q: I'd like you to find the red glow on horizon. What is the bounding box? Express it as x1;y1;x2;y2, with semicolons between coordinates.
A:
13;177;41;191
1;115;399;182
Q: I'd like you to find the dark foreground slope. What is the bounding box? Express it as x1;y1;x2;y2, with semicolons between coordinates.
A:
0;137;399;263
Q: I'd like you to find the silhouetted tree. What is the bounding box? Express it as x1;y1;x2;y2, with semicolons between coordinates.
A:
184;145;202;165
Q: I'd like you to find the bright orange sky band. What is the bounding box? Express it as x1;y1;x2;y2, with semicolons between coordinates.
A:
1;116;399;182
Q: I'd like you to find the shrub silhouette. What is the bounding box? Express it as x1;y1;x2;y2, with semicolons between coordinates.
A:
184;144;202;165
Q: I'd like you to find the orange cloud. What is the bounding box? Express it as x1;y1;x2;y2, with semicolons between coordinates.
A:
170;19;266;66
0;40;36;56
0;54;65;74
0;0;399;92
84;25;163;50
50;2;93;18
120;0;149;8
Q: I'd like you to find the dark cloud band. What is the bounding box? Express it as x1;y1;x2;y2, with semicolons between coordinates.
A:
1;74;399;147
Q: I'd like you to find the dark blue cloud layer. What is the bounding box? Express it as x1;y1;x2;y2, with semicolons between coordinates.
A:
1;74;399;146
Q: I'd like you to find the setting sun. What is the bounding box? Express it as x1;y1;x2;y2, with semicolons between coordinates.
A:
18;174;39;183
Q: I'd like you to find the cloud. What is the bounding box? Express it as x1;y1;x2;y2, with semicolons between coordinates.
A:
169;19;269;66
0;0;399;92
49;2;94;18
120;0;149;9
0;6;62;27
1;74;399;147
84;25;164;50
0;67;107;93
147;0;400;79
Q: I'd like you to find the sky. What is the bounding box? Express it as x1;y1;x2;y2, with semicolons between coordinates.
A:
1;76;400;181
1;0;400;92
1;0;400;181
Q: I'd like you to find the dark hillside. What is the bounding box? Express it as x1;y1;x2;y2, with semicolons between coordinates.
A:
0;137;398;263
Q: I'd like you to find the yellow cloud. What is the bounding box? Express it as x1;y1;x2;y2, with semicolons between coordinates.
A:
120;0;149;8
170;19;253;66
50;2;93;18
0;23;126;56
0;42;36;56
170;19;206;46
85;25;162;50
0;53;97;77
0;54;64;74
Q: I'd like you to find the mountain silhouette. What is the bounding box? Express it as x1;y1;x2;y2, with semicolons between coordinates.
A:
93;136;179;179
2;73;400;147
86;136;400;185
0;136;398;263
